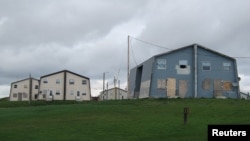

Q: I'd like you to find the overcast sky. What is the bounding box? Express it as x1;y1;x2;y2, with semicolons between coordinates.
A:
1;0;250;98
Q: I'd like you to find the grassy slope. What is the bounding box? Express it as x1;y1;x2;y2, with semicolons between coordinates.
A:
0;99;249;141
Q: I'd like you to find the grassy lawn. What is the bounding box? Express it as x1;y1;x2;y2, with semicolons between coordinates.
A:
0;98;249;141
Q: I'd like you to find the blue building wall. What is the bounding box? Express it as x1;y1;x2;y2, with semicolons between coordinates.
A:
196;47;239;98
150;46;194;98
129;44;240;99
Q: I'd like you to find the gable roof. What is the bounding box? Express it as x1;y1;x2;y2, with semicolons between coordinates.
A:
11;77;39;85
100;87;128;93
40;70;90;80
132;43;236;69
154;43;236;61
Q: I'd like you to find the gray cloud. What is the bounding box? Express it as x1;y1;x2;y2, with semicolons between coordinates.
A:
1;0;250;97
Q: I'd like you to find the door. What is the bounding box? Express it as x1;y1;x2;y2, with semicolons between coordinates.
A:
166;78;176;97
214;79;223;97
179;80;188;98
18;92;22;101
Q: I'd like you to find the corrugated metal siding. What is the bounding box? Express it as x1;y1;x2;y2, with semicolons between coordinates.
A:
138;58;154;98
197;47;239;98
150;47;194;98
129;67;138;98
130;44;239;99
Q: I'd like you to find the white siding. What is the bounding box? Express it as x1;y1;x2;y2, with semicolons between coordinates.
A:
66;72;90;101
9;78;39;101
99;87;128;101
39;72;64;100
38;70;91;101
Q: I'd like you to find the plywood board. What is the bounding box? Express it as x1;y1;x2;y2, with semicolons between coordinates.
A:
179;80;188;98
202;79;211;90
223;81;232;91
214;79;223;90
139;80;150;98
157;79;166;89
214;79;223;97
166;78;176;97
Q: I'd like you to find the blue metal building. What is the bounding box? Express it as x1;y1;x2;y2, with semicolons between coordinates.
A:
129;44;240;99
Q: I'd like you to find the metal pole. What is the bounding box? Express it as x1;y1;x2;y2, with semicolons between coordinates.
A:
103;72;105;97
29;73;31;104
194;44;198;98
118;80;120;99
107;82;108;100
127;35;130;98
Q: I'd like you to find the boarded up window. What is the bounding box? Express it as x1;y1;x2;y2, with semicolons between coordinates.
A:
157;79;166;89
202;79;211;90
179;60;188;68
223;81;232;91
23;93;28;98
13;93;17;98
176;60;190;75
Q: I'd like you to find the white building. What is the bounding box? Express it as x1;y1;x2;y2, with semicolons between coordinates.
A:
240;92;250;100
9;77;39;101
38;70;91;101
99;87;128;101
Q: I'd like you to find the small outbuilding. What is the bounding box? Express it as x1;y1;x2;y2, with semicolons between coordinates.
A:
99;87;128;101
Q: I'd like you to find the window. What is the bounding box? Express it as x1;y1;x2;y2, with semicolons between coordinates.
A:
56;90;60;95
49;90;53;96
157;79;166;89
202;61;211;71
23;93;28;98
223;62;231;71
179;60;188;69
35;85;39;89
69;79;75;85
13;93;17;98
14;85;17;88
82;93;86;96
56;79;60;84
43;78;48;83
157;59;166;69
77;91;80;97
82;80;87;85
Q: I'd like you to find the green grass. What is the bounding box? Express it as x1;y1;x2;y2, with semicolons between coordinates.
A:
0;98;249;141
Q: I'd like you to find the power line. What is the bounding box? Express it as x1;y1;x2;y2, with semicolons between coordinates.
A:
130;38;138;66
234;57;250;59
129;36;250;59
130;36;173;51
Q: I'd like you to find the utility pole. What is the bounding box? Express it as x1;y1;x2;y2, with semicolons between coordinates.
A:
114;76;117;100
127;35;130;98
29;73;32;104
103;72;108;100
103;72;105;96
106;82;108;100
118;80;120;99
